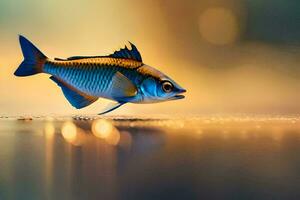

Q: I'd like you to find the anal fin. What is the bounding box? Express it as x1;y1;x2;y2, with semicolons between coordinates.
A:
98;102;125;115
50;76;98;109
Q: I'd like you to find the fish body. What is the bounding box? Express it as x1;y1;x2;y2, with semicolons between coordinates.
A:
44;58;142;102
14;35;186;114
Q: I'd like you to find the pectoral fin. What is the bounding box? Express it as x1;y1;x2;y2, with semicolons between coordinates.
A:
98;102;125;115
111;71;137;99
50;76;98;109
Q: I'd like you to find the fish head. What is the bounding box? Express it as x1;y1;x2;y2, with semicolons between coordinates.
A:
138;65;186;102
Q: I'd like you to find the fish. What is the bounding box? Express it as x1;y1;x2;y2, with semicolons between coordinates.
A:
14;35;186;114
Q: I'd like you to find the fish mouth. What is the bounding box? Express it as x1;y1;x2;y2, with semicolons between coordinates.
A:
174;94;185;99
169;89;186;100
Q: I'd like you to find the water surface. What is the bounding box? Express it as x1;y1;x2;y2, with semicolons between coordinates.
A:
0;116;300;200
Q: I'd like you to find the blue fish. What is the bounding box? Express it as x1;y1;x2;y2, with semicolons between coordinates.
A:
14;35;186;114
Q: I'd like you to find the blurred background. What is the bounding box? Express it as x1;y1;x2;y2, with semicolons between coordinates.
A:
0;0;300;116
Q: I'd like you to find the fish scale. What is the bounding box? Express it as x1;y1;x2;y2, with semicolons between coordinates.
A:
45;58;142;98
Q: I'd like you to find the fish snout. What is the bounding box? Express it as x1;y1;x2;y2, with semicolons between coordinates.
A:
178;88;186;93
171;88;186;100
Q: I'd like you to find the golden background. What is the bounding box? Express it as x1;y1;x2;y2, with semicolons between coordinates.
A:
0;0;300;115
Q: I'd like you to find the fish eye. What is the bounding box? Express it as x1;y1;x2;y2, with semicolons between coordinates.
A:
162;81;173;93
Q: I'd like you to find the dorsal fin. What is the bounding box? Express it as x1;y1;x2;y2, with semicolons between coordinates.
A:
55;42;143;62
54;57;68;61
67;56;99;60
108;42;142;62
54;56;100;61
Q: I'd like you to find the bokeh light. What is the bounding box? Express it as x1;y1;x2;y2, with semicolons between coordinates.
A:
106;128;120;146
118;131;132;149
92;119;120;145
198;7;239;45
61;121;77;143
44;122;55;139
92;119;113;139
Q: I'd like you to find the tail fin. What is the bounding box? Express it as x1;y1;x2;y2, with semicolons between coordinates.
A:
14;35;47;76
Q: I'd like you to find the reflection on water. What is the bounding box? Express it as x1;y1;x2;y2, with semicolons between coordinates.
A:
61;121;78;144
44;122;55;139
1;116;300;199
92;119;120;145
